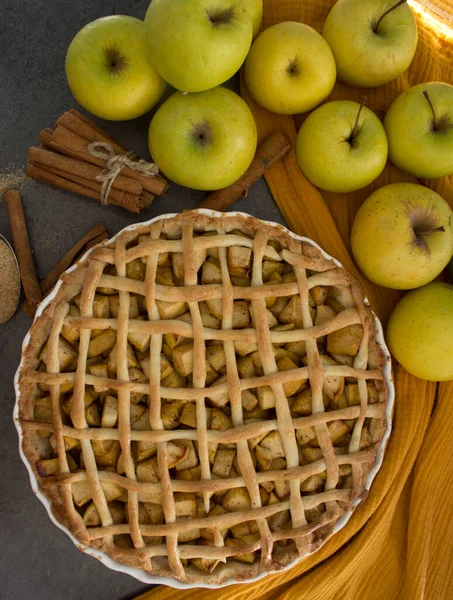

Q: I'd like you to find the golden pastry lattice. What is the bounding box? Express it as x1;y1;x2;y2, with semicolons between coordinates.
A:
19;212;388;582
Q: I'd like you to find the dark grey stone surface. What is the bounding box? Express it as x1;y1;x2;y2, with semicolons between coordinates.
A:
0;2;284;598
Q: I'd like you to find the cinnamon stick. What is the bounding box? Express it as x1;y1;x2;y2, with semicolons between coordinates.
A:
83;232;110;252
22;303;36;319
39;127;54;150
26;163;146;214
47;163;153;210
29;146;144;195
38;129;53;147
22;223;109;318
29;161;152;211
41;223;108;295
57;110;127;155
65;111;169;199
69;110;128;153
141;190;156;205
198;132;292;211
50;125;169;197
5;190;42;309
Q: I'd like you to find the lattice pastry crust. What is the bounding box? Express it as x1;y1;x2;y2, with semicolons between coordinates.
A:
17;211;392;585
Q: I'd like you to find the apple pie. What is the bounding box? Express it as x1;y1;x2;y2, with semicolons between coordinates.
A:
16;210;393;585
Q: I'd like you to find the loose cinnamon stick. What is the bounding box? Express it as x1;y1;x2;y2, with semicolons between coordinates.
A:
198;132;292;211
56;110;127;155
50;125;169;197
22;223;109;318
42;223;108;295
5;190;42;309
29;146;144;195
26;163;145;214
83;232;110;252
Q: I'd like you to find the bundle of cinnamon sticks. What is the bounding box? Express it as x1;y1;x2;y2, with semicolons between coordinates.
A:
26;109;169;214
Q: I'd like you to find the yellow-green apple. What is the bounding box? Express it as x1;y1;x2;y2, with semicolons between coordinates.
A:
351;183;453;289
244;22;336;115
245;0;263;38
384;82;453;178
148;87;257;190
296;99;388;193
144;0;252;93
65;16;166;121
387;282;453;381
323;0;418;88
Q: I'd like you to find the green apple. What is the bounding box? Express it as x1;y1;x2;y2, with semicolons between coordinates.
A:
384;82;453;178
387;282;453;381
323;0;418;88
244;21;336;115
65;16;166;121
245;0;263;38
351;183;453;290
148;87;257;191
296;99;388;193
144;0;252;93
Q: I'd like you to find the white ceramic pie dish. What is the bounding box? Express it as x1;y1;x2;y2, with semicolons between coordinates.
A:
13;209;395;589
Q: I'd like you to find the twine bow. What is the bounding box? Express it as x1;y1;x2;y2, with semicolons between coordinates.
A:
87;141;159;205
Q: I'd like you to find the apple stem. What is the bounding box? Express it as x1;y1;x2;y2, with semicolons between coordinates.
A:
423;90;438;131
374;0;407;32
351;97;367;140
415;226;445;236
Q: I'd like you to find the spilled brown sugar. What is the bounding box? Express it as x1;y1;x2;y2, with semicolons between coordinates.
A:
0;167;28;199
0;237;20;324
